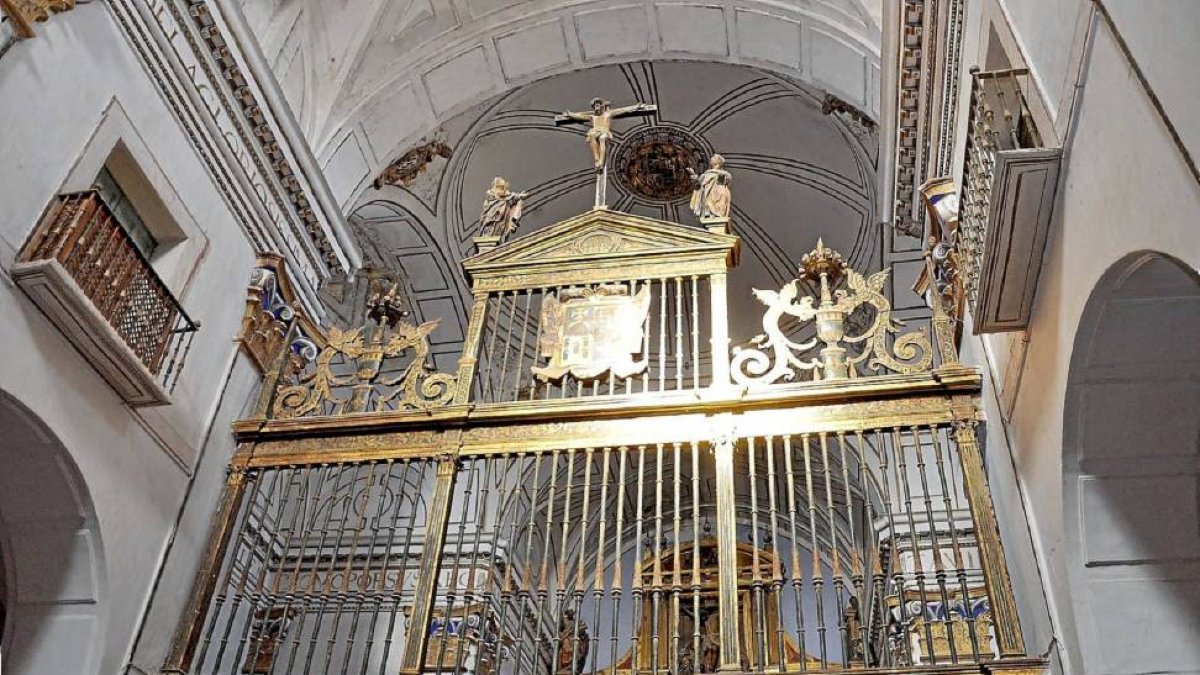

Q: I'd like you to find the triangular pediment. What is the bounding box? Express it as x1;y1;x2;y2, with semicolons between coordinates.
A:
463;209;739;276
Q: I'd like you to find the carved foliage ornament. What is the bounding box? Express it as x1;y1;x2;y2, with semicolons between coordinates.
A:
732;240;932;385
0;0;75;38
273;319;456;418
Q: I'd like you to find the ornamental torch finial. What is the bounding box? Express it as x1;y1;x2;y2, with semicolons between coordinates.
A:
799;238;847;284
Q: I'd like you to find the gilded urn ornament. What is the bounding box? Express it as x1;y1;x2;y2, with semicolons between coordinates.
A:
732;239;932;384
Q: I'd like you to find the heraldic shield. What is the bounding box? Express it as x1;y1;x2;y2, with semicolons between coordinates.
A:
532;284;652;382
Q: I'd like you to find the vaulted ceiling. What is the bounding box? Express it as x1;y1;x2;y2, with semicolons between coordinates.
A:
238;0;883;209
235;0;918;364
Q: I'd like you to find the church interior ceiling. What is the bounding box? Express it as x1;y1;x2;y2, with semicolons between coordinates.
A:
325;61;886;373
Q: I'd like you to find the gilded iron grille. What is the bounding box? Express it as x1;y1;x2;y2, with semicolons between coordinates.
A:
190;460;438;675
473;277;714;403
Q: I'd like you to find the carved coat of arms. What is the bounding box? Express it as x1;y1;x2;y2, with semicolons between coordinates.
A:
532;285;651;382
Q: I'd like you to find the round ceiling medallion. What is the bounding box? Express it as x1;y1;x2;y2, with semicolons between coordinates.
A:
612;125;711;202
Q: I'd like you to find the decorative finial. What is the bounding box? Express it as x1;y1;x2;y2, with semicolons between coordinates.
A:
799;239;847;283
366;281;409;328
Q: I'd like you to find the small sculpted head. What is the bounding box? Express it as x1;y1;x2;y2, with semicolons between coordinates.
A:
709;153;725;169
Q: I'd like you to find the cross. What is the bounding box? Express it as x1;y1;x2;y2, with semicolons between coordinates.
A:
555;97;657;208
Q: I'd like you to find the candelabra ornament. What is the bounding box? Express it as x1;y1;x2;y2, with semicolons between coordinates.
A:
555;96;657;208
271;280;457;417
731;239;933;385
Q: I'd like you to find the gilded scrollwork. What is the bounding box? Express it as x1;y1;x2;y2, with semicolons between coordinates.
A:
267;280;458;419
272;318;457;419
732;240;932;386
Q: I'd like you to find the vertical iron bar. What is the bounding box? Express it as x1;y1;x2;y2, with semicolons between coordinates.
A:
691;276;701;389
765;436;787;671
376;461;428;675
783;436;808;672
591;448;612;675
911;426;958;664
631;445;647;669
671;442;683;675
357;460;412;674
930;425;980;660
876;429;911;667
432;458;478;669
802;434;828;668
658;280;667;392
651;443;665;674
748;437;767;671
893;428;935;664
511;289;535;400
674;277;684;390
820;433;848;669
511;453;544;674
610;446;629;670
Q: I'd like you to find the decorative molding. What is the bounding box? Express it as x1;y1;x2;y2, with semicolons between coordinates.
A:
886;0;967;239
104;0;355;317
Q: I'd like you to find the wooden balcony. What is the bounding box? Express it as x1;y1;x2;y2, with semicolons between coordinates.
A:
959;68;1062;333
12;190;198;405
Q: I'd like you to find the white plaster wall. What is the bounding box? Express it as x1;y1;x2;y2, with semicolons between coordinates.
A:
0;4;264;674
961;6;1200;675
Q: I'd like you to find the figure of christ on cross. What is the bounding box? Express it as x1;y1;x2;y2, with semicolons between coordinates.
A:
555;97;658;172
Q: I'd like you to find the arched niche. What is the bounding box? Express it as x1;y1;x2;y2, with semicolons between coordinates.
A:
0;389;106;675
1062;251;1200;674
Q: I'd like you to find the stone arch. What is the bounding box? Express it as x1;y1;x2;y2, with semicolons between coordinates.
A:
1062;251;1200;674
0;389;106;675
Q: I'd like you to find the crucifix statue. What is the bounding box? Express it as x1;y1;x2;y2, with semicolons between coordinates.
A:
555;97;657;208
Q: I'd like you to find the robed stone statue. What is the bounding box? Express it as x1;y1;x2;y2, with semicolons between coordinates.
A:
479;176;528;239
687;154;732;221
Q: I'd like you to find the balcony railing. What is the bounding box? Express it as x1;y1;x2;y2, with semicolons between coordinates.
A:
959;68;1061;333
15;190;198;404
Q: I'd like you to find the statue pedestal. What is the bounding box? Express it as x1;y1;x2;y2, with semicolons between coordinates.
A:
473;235;501;253
702;217;731;234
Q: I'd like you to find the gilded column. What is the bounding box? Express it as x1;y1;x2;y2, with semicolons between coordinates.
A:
953;420;1025;657
709;271;731;387
162;465;250;674
712;426;741;670
400;454;459;673
452;291;490;405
